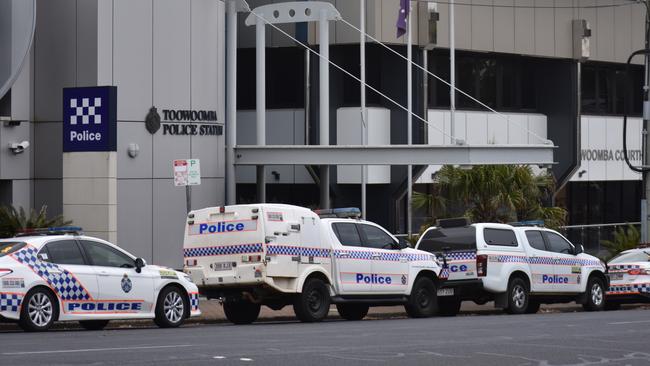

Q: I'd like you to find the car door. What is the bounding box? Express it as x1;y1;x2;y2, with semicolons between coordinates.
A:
331;222;373;294
38;240;100;315
543;232;582;293
78;240;156;314
357;223;409;294
523;230;555;293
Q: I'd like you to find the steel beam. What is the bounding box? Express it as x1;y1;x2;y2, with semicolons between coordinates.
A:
234;144;556;166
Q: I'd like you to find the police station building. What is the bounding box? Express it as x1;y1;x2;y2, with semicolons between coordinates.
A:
0;0;647;267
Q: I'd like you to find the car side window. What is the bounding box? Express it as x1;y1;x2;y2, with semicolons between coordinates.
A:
42;240;86;265
358;224;397;250
332;223;363;247
80;240;135;268
544;232;574;255
525;231;547;251
483;228;518;247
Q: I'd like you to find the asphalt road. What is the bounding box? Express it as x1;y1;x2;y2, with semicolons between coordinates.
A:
1;308;650;366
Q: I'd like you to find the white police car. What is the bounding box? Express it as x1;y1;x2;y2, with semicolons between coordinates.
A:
0;227;200;331
606;247;650;309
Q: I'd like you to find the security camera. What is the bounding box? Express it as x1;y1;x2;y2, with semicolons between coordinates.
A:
8;140;30;154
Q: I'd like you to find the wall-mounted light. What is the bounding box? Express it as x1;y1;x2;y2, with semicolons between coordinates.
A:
8;140;29;154
271;171;280;181
127;143;139;158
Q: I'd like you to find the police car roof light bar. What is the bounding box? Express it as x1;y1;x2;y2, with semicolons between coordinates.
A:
15;226;84;237
314;207;361;219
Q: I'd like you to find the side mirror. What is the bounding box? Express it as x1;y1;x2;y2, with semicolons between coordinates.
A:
574;244;584;255
397;237;410;249
135;257;146;273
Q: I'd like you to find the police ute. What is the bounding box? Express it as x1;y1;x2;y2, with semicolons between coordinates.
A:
183;204;444;324
606;247;650;309
415;219;609;315
0;227;200;331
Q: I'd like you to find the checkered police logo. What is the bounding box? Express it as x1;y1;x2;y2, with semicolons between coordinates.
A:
121;274;132;293
69;97;103;125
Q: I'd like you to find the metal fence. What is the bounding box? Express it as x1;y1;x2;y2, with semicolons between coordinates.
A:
559;222;641;257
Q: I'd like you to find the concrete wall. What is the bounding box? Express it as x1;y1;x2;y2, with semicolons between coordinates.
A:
240;0;646;64
27;0;226;268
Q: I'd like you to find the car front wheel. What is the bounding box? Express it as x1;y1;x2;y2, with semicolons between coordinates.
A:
582;277;605;311
405;277;438;318
154;286;188;328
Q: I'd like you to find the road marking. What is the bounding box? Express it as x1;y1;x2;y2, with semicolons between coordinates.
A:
608;320;650;325
213;356;226;359
3;344;194;356
239;358;253;362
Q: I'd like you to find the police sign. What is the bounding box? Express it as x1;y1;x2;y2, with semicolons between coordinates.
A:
62;86;117;152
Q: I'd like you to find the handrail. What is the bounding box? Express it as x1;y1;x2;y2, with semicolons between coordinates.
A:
560;222;641;230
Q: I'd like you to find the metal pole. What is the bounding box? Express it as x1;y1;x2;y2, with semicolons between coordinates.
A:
423;49;428;145
449;0;455;143
186;186;192;213
256;20;266;203
643;0;650;243
361;0;367;219
226;0;237;205
305;48;310;146
407;1;413;237
319;10;330;209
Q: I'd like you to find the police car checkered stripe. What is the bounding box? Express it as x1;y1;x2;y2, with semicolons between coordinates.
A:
333;250;433;262
266;245;331;258
183;243;263;257
11;247;91;301
444;251;476;261
608;283;650;294
439;268;450;280
189;293;200;311
610;264;642;270
490;254;600;266
0;293;22;312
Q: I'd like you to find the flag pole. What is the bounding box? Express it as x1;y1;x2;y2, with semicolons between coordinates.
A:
361;0;368;220
407;0;413;237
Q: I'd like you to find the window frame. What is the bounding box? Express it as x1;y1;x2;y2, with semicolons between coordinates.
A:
542;231;575;255
524;230;549;252
332;222;364;248
483;228;519;247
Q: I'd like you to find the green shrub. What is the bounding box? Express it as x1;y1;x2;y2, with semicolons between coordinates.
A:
0;205;72;238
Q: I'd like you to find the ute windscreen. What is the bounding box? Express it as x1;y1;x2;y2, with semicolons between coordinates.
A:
0;242;26;258
417;226;476;253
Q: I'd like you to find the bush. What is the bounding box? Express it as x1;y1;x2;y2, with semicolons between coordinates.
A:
601;224;640;260
0;205;72;238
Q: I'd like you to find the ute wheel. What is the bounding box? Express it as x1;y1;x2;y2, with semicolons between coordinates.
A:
405;277;438;318
525;300;541;314
293;277;331;322
505;277;529;315
19;288;58;332
223;301;261;325
336;304;369;321
79;320;110;331
438;297;461;317
582;277;605;312
154;286;188;328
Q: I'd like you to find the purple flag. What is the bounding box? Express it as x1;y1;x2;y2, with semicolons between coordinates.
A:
396;0;410;38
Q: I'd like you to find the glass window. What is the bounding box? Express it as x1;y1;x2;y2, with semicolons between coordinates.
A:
43;240;85;265
544;232;574;254
417;226;476;253
0;242;25;258
609;250;650;264
332;223;363;247
525;231;547;251
358;224;397;250
80;240;134;268
483;228;518;247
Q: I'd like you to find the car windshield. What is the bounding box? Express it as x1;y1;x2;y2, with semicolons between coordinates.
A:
609;250;650;264
0;242;26;258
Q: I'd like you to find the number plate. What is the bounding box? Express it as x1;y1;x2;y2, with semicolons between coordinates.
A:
437;288;455;297
212;262;232;271
609;273;624;281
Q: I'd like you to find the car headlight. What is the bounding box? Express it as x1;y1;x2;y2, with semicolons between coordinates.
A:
182;274;193;283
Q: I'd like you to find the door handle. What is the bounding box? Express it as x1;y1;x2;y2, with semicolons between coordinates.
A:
372;254;382;259
338;253;350;259
98;271;110;276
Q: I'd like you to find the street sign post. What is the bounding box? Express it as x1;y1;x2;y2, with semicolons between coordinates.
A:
173;159;201;213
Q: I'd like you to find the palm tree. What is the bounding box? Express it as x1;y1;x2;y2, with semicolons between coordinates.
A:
0;205;72;238
413;165;567;229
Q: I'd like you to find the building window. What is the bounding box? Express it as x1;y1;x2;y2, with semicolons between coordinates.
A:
581;62;643;116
